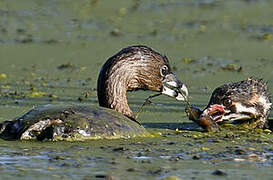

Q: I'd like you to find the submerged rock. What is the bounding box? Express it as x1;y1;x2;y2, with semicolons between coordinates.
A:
0;104;150;141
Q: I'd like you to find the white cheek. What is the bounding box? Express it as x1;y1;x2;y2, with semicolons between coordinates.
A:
235;103;257;115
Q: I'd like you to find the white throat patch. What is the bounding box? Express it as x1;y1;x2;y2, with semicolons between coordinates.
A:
258;95;272;114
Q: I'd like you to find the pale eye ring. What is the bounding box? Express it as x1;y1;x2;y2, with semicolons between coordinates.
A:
223;98;232;107
160;65;168;76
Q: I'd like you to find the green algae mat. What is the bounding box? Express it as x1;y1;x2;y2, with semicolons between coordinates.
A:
0;0;273;179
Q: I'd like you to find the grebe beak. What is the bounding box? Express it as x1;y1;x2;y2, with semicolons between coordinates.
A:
162;73;188;101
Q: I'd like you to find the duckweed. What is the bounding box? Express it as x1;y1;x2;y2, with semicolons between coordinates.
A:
0;73;7;79
27;91;47;98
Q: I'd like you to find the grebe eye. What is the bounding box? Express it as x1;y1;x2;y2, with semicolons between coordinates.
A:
223;99;232;107
160;65;168;76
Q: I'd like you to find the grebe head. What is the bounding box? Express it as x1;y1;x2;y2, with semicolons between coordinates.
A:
97;45;188;119
199;78;271;128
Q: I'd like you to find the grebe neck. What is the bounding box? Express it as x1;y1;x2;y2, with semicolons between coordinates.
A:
97;59;138;119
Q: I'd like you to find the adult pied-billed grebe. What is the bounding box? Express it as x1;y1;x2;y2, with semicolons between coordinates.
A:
187;78;271;132
0;45;188;140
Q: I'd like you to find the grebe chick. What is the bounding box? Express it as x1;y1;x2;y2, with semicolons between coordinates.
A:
187;78;271;132
0;45;188;140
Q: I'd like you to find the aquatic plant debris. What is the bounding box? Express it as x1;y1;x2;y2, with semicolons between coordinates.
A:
135;87;200;131
135;93;162;120
57;63;76;70
179;89;198;122
27;91;47;98
0;73;7;79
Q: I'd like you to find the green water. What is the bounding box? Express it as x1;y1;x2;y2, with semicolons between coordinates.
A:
0;0;273;179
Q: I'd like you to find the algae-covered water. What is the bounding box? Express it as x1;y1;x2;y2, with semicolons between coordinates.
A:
0;0;273;179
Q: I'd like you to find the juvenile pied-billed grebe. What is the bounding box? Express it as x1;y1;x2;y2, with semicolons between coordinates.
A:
187;78;271;132
0;45;188;140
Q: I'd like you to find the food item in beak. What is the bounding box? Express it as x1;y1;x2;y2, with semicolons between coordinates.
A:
204;104;226;122
186;105;220;132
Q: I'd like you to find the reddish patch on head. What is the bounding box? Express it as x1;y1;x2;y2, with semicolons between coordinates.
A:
208;104;225;114
206;104;225;122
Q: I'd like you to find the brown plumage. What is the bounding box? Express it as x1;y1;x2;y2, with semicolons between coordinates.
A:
98;45;188;119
